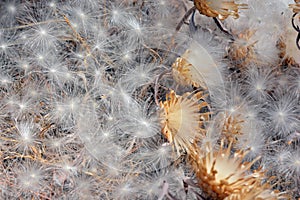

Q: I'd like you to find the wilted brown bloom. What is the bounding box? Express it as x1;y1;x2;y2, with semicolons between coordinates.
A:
194;0;247;20
188;140;286;199
159;90;210;154
172;55;202;88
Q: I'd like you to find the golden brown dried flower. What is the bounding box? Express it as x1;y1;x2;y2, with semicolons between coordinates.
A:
172;55;203;88
159;90;210;154
188;140;286;199
194;0;247;20
222;115;244;143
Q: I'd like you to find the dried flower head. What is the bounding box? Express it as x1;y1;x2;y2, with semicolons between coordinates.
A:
188;140;283;199
159;90;210;154
228;29;258;67
222;114;244;143
172;55;203;88
194;0;247;20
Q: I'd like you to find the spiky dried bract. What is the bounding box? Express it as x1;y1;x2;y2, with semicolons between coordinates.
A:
222;114;244;143
194;0;247;20
159;90;210;154
188;140;285;199
225;183;287;200
172;57;199;87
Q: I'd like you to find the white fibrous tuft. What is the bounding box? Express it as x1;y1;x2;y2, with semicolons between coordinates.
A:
119;61;160;91
265;91;299;137
244;66;276;102
0;31;18;58
263;144;300;196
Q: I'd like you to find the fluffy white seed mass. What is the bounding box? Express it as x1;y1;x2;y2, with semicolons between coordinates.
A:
0;0;298;199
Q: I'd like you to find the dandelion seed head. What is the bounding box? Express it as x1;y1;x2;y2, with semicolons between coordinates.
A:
1;44;7;50
0;76;11;84
38;55;44;60
112;10;119;17
51;139;61;148
159;0;166;6
102;131;110;138
7;5;16;13
39;29;46;36
111;9;122;24
122;53;132;61
18;167;43;191
49;68;57;73
18;103;26;111
78;11;86;19
17;122;34;143
63;164;76;172
76;53;83;58
72;22;78;28
107;115;114;121
49;2;56;8
22;63;29;69
255;83;263;91
229;107;236;114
